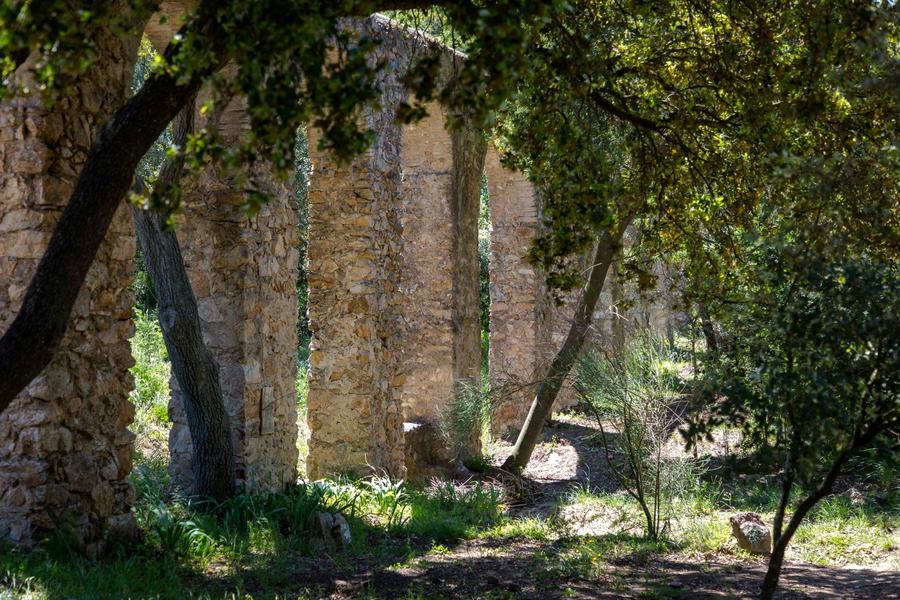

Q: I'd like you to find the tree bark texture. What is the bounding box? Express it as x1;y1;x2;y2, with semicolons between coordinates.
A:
502;220;631;473
132;103;236;502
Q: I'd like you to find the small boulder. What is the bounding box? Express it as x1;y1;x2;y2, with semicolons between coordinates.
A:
332;513;352;548
403;421;458;483
316;511;352;549
730;512;772;555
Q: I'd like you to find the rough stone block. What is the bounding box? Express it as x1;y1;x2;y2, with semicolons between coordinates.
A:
730;512;772;555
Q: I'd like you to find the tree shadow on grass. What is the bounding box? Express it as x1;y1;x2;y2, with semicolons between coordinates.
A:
190;532;900;599
489;416;629;519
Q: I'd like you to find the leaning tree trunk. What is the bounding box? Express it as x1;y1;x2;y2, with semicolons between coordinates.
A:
132;103;235;502
502;220;630;473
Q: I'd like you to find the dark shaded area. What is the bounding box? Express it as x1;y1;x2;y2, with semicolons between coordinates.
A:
167;536;900;599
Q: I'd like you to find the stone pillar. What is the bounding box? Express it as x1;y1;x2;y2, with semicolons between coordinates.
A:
305;24;413;479
305;17;484;478
397;104;484;467
485;147;549;438
305;114;406;479
146;1;298;494
165;107;300;494
0;24;141;549
398;104;485;427
398;104;456;424
449;117;488;406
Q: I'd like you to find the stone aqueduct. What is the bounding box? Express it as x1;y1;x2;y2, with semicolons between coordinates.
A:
0;6;674;548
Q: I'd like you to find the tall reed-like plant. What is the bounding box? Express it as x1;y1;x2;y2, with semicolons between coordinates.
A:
576;331;694;539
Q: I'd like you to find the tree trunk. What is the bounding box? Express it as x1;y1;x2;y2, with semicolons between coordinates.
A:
760;425;882;599
0;14;223;416
502;221;630;473
132;103;236;502
698;304;718;356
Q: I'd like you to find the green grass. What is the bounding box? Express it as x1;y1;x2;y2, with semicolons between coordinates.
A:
5;460;897;599
129;309;171;438
295;362;309;471
0;547;197;600
790;496;899;567
0;469;511;599
478;517;555;541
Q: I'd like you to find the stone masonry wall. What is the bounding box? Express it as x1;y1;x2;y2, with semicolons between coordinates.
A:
167;164;300;494
398;102;484;459
485;147;550;439
306;18;483;478
305;20;413;480
0;19;141;550
449;117;487;407
398;102;456;423
145;6;299;494
164;97;299;494
305;116;406;479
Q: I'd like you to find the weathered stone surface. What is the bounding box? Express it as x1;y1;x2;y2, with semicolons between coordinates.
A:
0;10;141;550
166;135;299;495
403;421;457;483
305;20;410;480
306;18;484;478
316;511;352;549
486;147;551;439
146;4;298;495
730;512;772;555
399;102;484;456
398;102;457;425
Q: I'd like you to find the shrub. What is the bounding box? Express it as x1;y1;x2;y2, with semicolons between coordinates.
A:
576;331;697;540
438;379;489;459
144;502;217;559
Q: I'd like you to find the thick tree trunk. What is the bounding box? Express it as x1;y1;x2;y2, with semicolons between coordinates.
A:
502;221;630;473
132;104;236;502
0;14;223;416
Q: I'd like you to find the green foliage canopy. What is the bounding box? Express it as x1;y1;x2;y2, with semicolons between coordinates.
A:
495;0;898;290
